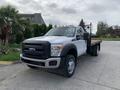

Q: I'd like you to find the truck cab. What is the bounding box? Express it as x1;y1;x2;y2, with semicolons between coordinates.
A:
20;26;101;77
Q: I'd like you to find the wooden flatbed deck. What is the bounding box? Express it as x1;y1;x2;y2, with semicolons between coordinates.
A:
91;40;102;46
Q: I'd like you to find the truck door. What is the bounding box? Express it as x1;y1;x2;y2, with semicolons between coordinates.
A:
74;27;87;56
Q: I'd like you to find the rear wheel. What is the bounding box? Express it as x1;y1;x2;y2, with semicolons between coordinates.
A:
61;54;76;77
91;45;98;56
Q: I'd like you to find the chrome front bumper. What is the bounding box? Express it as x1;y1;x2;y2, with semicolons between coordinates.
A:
20;54;61;68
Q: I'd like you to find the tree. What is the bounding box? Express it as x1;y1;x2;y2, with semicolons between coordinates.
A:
40;24;47;35
32;24;41;37
0;18;6;45
114;25;120;29
22;19;32;39
96;21;108;37
47;24;53;31
15;31;24;44
0;5;33;45
32;24;48;37
23;27;32;39
0;5;19;45
79;19;85;30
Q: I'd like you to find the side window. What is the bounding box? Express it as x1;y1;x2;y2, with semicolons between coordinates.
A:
76;28;84;39
65;27;75;37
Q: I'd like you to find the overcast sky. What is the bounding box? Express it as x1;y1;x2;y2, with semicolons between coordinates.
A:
0;0;120;33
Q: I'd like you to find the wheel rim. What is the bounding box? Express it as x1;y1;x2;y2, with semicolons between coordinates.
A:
68;57;75;74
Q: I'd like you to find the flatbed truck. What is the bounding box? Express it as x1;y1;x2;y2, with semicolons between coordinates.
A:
20;25;102;77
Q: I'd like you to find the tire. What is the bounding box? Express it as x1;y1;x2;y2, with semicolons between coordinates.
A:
27;65;39;69
98;44;101;51
61;54;76;77
91;45;98;56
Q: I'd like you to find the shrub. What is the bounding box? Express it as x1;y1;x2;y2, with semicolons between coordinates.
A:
40;24;47;35
47;24;53;31
24;27;32;39
15;31;24;44
32;24;40;37
32;24;48;37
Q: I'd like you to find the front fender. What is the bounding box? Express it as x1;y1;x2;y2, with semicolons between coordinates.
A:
60;44;77;57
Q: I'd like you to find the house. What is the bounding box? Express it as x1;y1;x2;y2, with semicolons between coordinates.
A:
19;13;45;25
112;26;120;37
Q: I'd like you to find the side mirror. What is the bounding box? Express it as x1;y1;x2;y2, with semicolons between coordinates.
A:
76;35;81;40
83;33;89;40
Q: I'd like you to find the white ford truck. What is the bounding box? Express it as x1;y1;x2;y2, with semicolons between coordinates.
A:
20;26;102;77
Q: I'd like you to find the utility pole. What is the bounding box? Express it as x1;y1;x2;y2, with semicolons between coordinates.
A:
90;22;92;44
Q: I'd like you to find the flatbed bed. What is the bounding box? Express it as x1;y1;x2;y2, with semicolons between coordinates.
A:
91;40;102;46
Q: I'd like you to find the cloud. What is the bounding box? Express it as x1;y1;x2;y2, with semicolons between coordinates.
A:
61;7;77;14
46;3;77;14
0;0;9;6
45;18;66;25
87;3;119;14
2;0;120;33
47;3;58;8
17;0;31;4
18;0;43;11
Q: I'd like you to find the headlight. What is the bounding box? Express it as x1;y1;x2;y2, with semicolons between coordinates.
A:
51;44;64;56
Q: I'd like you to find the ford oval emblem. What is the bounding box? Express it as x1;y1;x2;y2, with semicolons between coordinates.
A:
29;48;36;51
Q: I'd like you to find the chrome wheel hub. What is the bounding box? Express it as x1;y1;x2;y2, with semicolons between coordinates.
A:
68;58;75;74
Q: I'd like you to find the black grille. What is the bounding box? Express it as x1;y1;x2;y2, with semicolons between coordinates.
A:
22;41;50;59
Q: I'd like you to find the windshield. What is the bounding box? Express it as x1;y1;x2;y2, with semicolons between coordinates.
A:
45;27;76;37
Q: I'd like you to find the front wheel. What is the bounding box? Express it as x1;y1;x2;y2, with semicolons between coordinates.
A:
61;54;76;77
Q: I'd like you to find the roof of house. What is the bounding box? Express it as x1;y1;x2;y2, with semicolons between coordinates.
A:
19;13;45;25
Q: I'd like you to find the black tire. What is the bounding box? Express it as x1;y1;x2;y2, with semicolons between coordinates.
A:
91;45;98;56
98;44;101;51
61;54;76;77
27;65;39;69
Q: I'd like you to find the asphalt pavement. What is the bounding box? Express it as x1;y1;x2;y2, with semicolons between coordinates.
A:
0;41;120;90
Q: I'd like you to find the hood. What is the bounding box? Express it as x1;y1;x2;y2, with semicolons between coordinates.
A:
24;36;74;44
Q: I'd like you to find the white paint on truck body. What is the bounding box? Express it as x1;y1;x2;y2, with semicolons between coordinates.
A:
21;26;88;69
26;35;87;57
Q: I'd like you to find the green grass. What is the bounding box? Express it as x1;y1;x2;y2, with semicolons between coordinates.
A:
102;38;120;41
94;38;120;41
0;51;20;61
0;44;21;61
8;43;21;48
